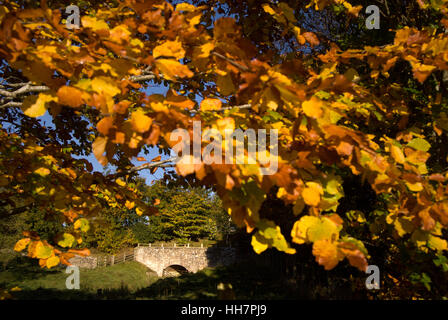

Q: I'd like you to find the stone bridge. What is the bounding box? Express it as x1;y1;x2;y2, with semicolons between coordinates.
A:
134;245;237;277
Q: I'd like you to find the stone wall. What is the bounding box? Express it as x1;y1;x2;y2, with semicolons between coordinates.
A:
134;246;236;277
68;255;97;269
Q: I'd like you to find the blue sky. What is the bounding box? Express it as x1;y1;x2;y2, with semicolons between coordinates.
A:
36;84;174;185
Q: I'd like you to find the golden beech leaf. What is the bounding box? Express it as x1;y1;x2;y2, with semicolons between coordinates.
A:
21;93;57;117
153;40;186;60
35;242;53;259
125;200;135;209
291;215;319;244
46;256;60;268
34;167;50;176
74;218;90;232
251;232;269;254
97;117;114;135
301;182;323;206
390;144;405;164
57;86;84;108
91;77;121;97
200;98;222;111
14;238;30;252
291;215;340;244
302;97;323;119
312;240;343;270
92;136;108;165
176;2;197;12
154;59;194;81
81;16;109;32
131;109;152;133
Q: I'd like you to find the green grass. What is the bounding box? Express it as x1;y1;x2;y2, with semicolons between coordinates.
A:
0;252;370;300
0;254;158;299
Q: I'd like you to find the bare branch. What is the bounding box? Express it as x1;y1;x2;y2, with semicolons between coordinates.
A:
107;157;176;179
190;103;252;114
0;101;23;109
211;52;250;72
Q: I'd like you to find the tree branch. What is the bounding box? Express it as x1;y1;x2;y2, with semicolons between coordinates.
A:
107;157;176;179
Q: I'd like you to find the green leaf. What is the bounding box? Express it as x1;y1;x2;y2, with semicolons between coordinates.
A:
57;233;76;248
407;138;431;152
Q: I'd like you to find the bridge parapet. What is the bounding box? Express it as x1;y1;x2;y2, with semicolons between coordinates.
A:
134;246;236;277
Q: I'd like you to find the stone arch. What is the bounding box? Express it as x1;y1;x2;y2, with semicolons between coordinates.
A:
162;264;189;277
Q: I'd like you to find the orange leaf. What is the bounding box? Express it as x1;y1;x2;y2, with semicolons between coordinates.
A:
57;86;84;108
131;109;152;133
155;59;194;81
97;117;114;135
312;240;343;270
200;98;222;111
302;97;323;118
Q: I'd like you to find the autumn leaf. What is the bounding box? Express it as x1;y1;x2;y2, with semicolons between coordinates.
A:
131;109;152;133
74;218;90;232
92;136;108;165
312;239;343;270
200;98;222;111
57;86;84;108
155;59;194;81
21;93;57;117
46;256;60;268
153;40;186;60
91;77;121;97
81;16;109;32
301;182;323;206
302;97;323;119
14;238;30;252
57;233;76;248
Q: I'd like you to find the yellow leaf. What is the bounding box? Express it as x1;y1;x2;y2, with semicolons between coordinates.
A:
153;40;186;60
200;98;222;111
74;218;90;232
301;181;323;206
176;2;197;12
302;97;323;119
428;234;447;251
406;181;424;192
291;215;319;244
390;144;405;164
14;238;30;252
46;256;60;268
116;178;126;187
131;109;152;133
110;25;130;43
262;4;276;15
291;215;340;244
34;167;50;176
251;232;269;254
196;43;214;58
136;207;144;216
21;93;57;117
307;217;340;242
81;16;109;31
35;243;53;259
125;200;135;209
155;59;194;81
91;77;121;97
